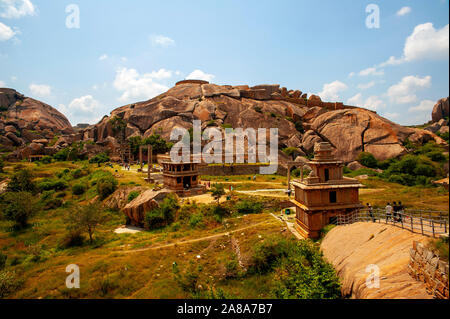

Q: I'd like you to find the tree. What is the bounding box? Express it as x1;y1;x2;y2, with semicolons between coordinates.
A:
210;183;225;205
0;192;40;229
65;203;107;243
357;152;378;168
7;169;37;193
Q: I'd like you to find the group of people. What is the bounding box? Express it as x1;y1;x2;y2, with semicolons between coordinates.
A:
365;202;406;223
385;201;405;222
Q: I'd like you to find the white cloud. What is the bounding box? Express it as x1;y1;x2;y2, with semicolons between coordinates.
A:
113;67;171;103
0;21;15;41
99;54;108;61
318;80;348;101
150;34;175;47
348;72;355;78
347;93;364;106
380;23;449;66
29;83;51;97
186;69;215;82
0;80;5;87
386;75;431;104
357;81;376;90
347;93;385;111
408;100;435;113
65;95;103;124
384;112;399;119
359;67;384;77
0;0;36;19
396;6;411;16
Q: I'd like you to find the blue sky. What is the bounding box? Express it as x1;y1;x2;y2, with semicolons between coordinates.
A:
0;0;448;126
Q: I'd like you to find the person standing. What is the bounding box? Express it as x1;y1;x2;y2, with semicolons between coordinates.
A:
385;203;393;222
367;203;375;222
393;201;398;222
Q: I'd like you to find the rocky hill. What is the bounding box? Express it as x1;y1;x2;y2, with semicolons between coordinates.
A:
1;83;446;164
80;80;445;163
321;222;432;299
0;88;74;155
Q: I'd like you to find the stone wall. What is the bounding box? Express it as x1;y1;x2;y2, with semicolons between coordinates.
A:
408;240;449;299
199;163;286;176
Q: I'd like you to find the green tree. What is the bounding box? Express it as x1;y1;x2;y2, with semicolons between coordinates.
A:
7;169;37;193
65;203;107;243
0;192;40;229
210;183;225;205
357;152;378;168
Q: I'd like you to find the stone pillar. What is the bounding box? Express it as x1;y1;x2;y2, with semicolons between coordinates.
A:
139;147;143;170
287;164;291;190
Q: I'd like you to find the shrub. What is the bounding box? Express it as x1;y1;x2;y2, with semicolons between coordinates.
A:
0;192;40;229
7;169;36;193
357;152;378;168
254;106;262;113
96;176;118;199
127;191;140;202
189;213;205;228
58;231;85;249
0;253;6;270
413;163;436;177
40;156;52;164
282;147;302;160
0;271;23;298
43;198;63;210
425;151;446;163
71;169;85;179
294;121;304;134
72;184;86;196
172;262;203;297
210;183;225;204
38;179;68;192
210;205;230;221
144;209;166;230
89;152;110;164
272;240;341;299
235;199;263;215
250;236;292;273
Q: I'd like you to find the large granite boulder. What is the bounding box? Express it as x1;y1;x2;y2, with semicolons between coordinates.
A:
122;189;173;227
432;97;449;123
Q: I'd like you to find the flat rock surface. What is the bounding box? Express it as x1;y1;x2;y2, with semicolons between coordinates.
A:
321;222;432;299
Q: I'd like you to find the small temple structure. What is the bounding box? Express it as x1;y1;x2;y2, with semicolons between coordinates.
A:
161;160;206;197
290;142;364;238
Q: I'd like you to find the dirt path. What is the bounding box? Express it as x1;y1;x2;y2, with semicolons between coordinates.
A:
121;219;280;254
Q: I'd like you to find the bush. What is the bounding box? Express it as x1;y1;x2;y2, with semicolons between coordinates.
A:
127;191;140;202
38;179;69;192
425;151;446;163
0;253;6;270
71;168;86;179
272;240;341;299
189;213;205;228
282;147;302;160
65;203;107;243
235;199;263;215
43;198;63;210
7;169;36;193
0;270;23;298
96;176;118;199
72;184;86;196
89;152;110;164
58;231;85;249
250;236;292;273
357;152;378;168
40;156;52;164
0;192;40;229
144;209;166;230
294;121;304;134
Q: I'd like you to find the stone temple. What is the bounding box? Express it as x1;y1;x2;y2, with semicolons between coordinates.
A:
290;142;364;238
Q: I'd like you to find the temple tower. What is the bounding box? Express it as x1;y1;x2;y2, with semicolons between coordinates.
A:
290;142;363;238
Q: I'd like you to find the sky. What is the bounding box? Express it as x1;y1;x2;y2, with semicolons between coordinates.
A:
0;0;449;126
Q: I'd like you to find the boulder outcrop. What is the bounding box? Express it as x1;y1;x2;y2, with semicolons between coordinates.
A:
432;97;449;123
321;222;432;299
122;189;172;226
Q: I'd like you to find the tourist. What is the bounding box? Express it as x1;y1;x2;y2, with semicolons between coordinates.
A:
393;201;398;222
287;189;292;198
385;203;393;222
367;203;375;222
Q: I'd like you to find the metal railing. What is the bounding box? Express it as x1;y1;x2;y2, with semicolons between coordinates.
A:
336;208;449;237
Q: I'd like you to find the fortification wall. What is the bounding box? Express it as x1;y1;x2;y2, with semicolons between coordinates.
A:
408;240;449;299
199;164;286;176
